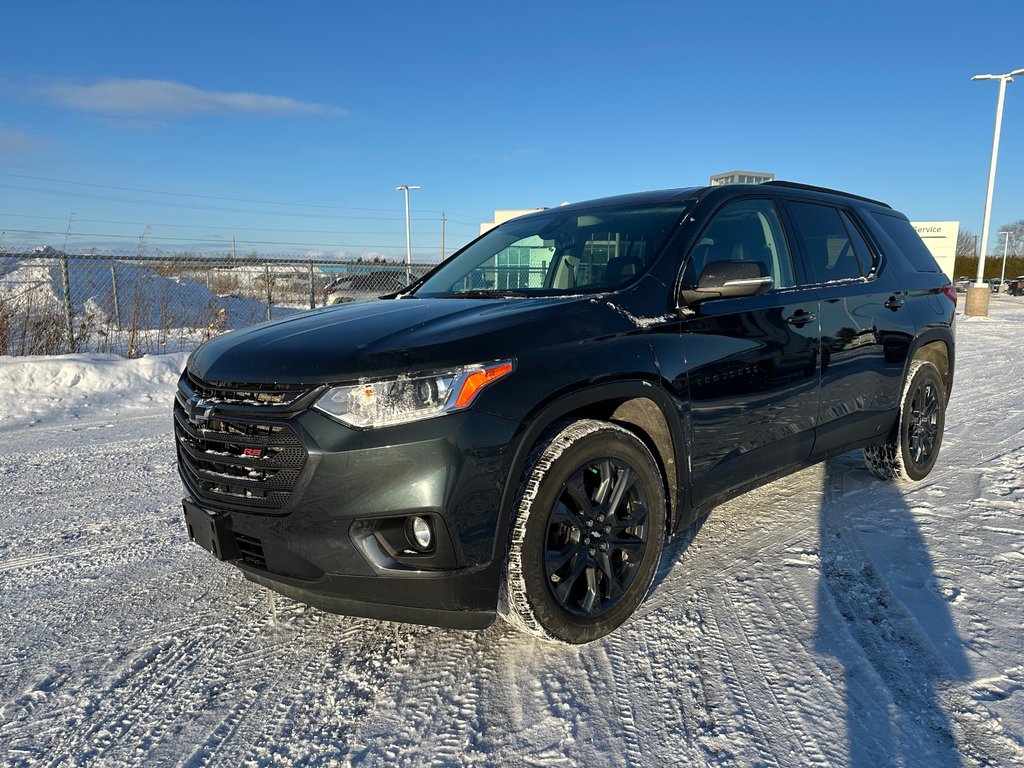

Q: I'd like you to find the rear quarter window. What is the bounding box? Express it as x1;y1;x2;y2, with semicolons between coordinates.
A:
870;212;940;273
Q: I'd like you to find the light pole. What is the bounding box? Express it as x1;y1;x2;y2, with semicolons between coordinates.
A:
966;67;1024;316
396;185;420;283
999;230;1012;289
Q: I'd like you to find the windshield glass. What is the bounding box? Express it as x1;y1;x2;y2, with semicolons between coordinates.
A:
414;202;689;297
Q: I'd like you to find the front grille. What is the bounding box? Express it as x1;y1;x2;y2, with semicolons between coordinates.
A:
234;533;267;569
185;369;307;407
174;400;309;512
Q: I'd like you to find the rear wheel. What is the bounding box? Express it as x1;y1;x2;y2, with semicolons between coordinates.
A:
864;359;946;482
503;419;666;644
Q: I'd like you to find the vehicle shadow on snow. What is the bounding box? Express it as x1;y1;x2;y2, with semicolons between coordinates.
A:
817;453;971;768
649;513;708;594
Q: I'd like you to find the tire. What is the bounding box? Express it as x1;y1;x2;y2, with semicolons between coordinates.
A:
502;419;666;644
864;359;946;482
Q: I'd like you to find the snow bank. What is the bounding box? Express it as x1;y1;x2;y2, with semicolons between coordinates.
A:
0;351;187;431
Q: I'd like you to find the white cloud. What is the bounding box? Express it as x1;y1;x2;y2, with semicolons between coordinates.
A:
43;78;344;117
0;126;47;155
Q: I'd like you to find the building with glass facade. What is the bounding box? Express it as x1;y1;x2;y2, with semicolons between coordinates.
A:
709;171;775;186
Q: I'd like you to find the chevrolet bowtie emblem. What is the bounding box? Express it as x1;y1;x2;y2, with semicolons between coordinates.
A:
187;394;214;429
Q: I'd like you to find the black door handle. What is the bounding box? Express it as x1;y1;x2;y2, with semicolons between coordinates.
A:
786;311;816;326
885;295;905;310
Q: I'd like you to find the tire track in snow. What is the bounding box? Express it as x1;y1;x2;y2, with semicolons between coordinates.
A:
0;533;178;574
2;595;279;766
721;575;840;767
597;637;645;767
685;588;781;767
178;605;326;768
629;598;752;767
186;607;399;767
343;626;487;767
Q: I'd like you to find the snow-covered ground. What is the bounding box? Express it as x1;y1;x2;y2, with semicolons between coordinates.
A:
1;297;1022;767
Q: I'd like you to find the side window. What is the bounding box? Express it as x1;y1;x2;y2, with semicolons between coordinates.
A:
683;199;795;290
788;201;866;283
870;212;941;273
840;211;877;276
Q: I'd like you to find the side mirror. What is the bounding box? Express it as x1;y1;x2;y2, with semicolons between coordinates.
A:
679;260;773;306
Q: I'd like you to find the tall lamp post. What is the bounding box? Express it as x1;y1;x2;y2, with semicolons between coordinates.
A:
396;184;420;284
966;67;1024;316
999;230;1012;289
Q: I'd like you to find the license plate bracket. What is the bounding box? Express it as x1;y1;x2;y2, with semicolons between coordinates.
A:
183;500;239;561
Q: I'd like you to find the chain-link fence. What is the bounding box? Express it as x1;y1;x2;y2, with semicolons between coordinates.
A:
0;251;434;358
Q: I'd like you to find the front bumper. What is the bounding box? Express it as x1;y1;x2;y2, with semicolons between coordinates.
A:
239;561;500;630
178;402;521;629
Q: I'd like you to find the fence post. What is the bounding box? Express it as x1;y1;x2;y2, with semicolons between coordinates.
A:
60;254;74;353
309;262;316;309
265;264;272;321
110;264;121;330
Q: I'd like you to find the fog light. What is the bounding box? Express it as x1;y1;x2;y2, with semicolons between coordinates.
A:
410;516;433;550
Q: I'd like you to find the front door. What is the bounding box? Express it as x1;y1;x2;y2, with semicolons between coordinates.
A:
673;197;821;508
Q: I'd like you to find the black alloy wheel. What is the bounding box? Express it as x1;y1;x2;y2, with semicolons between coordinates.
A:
544;458;650;617
504;419;666;644
906;375;940;467
864;359;946;482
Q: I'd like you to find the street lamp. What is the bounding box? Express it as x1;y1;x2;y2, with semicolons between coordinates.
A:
966;67;1024;316
999;230;1012;289
396;185;420;283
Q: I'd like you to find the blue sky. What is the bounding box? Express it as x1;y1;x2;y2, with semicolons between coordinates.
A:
1;1;1022;259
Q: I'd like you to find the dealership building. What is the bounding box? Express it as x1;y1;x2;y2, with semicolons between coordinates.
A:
709;170;776;186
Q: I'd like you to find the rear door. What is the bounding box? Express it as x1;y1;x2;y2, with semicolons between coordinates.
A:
781;199;916;456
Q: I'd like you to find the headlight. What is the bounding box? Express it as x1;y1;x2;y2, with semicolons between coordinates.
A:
313;360;513;428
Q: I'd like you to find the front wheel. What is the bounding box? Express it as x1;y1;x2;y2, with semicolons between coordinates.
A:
503;419;666;644
864;359;946;482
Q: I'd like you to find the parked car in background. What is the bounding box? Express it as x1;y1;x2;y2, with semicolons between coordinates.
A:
1006;276;1024;296
177;181;956;644
323;270;407;304
955;276;972;292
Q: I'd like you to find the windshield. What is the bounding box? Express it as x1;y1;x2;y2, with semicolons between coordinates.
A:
414;202;689;297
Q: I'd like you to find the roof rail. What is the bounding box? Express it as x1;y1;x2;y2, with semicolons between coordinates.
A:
764;180;892;209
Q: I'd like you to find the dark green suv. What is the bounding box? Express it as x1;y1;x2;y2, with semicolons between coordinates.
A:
178;181;955;643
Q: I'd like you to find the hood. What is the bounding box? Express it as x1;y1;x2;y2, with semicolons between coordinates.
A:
187;295;634;385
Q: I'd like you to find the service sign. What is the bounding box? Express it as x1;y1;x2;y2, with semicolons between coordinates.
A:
910;221;959;280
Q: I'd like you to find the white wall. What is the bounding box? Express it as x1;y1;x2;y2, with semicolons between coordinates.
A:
479;209;547;235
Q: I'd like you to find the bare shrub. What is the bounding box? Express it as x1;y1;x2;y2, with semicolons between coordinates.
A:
126;284;144;359
208;270;244;296
0;295;13;356
73;311;99;353
204;304;228;341
16;292;65;356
